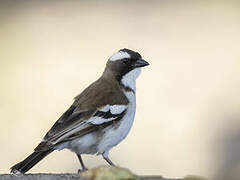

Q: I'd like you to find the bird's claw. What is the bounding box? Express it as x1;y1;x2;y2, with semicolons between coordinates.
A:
78;167;88;174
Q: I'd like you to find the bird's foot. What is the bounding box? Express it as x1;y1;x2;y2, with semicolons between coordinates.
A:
78;167;88;174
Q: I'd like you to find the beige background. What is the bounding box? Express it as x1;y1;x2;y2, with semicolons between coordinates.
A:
0;1;240;180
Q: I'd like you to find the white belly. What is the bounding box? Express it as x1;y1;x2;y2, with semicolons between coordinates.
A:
55;133;98;154
97;91;136;154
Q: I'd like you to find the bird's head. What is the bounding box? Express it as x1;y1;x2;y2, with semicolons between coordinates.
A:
103;49;149;88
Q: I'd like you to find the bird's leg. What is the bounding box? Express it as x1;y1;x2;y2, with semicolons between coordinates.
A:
102;152;115;166
76;154;88;173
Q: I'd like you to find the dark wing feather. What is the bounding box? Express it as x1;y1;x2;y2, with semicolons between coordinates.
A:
56;109;126;143
35;107;95;151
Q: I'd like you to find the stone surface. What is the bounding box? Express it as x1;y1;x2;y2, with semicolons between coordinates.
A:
1;166;205;180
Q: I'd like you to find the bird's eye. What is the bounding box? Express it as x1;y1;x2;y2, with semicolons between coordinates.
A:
123;59;129;64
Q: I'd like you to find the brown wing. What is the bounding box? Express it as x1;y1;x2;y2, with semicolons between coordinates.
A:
35;77;128;151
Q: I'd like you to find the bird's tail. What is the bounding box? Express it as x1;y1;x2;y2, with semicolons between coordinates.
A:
10;149;54;174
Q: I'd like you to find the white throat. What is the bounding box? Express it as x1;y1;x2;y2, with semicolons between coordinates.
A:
120;68;141;92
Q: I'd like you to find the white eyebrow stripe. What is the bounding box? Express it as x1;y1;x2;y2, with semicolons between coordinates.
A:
109;51;130;61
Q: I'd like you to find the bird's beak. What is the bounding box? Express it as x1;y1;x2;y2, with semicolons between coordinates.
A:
133;59;149;68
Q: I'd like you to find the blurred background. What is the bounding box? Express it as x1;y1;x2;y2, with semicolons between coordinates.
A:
0;0;240;179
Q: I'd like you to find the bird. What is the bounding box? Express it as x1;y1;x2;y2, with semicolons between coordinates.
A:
10;48;149;174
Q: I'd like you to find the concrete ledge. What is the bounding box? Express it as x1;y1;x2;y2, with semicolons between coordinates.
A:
1;166;205;180
0;174;179;180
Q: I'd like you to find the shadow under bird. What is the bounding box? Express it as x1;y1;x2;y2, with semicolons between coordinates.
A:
10;48;149;174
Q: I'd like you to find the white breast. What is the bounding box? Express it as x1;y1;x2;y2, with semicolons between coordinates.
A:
97;90;136;154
